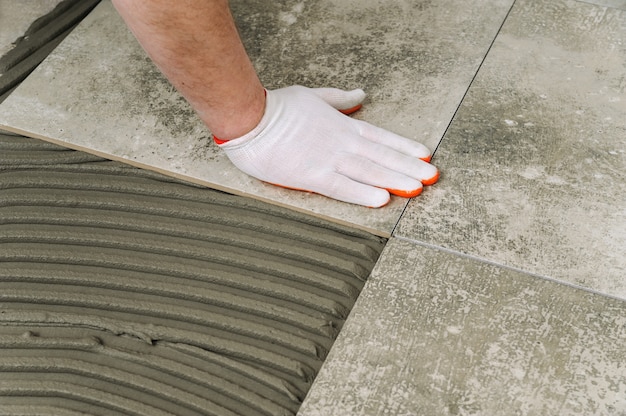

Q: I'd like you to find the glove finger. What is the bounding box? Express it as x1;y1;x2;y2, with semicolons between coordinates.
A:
310;87;366;114
346;135;439;186
354;119;433;161
321;172;391;207
336;154;424;198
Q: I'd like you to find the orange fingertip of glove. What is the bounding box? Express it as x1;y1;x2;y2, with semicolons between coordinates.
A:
339;104;363;115
421;170;440;186
420;155;432;163
386;170;439;199
387;187;423;198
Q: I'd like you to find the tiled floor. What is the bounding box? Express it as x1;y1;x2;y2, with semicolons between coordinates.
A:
1;0;625;415
397;0;626;297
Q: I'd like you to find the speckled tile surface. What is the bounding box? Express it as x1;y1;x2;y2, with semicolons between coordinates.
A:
0;0;514;236
396;0;626;297
299;238;626;416
231;0;515;154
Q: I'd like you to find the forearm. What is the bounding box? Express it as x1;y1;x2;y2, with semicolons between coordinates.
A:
111;0;265;139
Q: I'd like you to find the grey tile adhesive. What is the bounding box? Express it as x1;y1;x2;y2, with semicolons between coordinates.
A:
0;0;101;104
0;2;387;415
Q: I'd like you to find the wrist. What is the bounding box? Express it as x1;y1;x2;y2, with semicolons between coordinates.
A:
209;87;266;142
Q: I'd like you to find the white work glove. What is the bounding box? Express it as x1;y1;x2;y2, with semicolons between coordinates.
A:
215;85;439;207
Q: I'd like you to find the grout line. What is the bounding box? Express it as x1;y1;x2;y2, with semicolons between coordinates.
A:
393;235;626;303
573;0;626;11
431;0;518;157
389;201;409;237
390;0;519;237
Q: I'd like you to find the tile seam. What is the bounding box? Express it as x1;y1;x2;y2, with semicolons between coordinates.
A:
429;0;519;158
573;0;626;10
390;0;520;236
393;235;626;303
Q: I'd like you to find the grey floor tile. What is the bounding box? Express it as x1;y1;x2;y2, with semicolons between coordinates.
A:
396;0;626;296
299;238;626;416
231;0;515;154
0;0;513;236
0;0;63;57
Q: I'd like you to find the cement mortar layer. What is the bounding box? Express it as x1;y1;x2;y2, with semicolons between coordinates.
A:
0;0;63;57
0;132;387;416
0;0;100;103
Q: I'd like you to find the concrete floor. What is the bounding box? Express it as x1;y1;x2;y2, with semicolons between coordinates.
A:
1;0;625;415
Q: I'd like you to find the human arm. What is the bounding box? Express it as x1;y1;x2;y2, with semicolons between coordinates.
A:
111;0;265;139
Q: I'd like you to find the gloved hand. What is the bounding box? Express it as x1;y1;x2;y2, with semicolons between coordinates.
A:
215;85;439;207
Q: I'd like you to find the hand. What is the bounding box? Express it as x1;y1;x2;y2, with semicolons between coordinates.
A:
216;85;439;207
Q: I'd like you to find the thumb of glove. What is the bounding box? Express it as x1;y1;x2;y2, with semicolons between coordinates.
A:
309;87;366;114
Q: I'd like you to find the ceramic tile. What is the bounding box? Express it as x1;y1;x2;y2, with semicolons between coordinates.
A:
299;238;626;416
230;0;515;154
0;0;513;236
0;0;63;57
396;0;626;296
